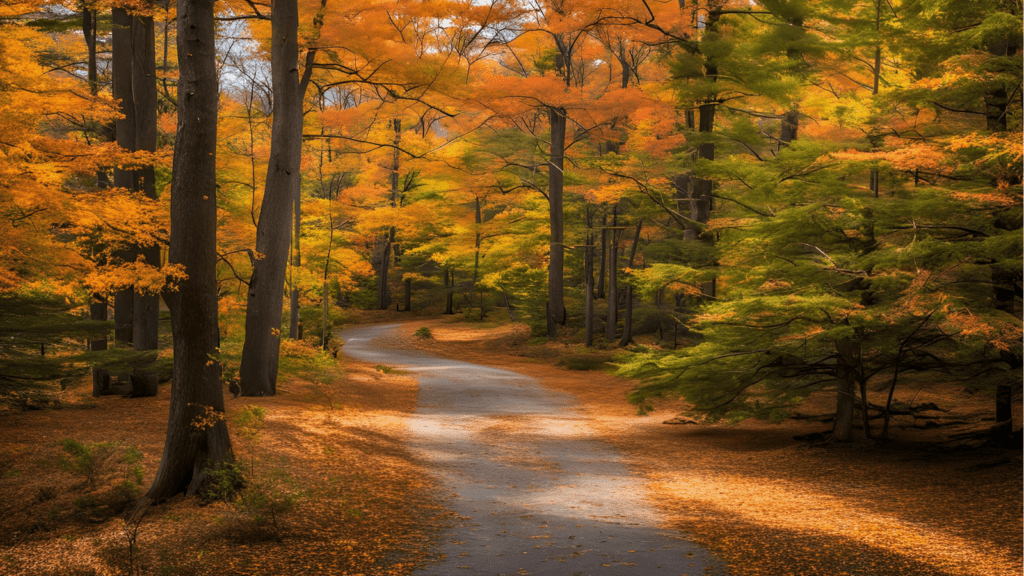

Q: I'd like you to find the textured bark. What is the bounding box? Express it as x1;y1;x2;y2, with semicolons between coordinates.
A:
113;6;160;396
833;337;860;443
239;0;304;396
605;207;618;343
111;8;135;350
444;269;454;315
90;294;111;396
377;119;401;310
546;106;567;339
618;222;642;347
584;219;594;347
596;214;607;299
130;12;160;397
289;186;301;339
147;0;233;501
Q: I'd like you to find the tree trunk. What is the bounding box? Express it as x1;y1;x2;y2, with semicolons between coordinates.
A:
147;0;233;501
585;228;594;347
833;337;861;442
605;207;619;343
90;294;111;396
112;7;135;352
596;214;607;299
546;106;567;340
472;195;482;300
403;277;411;312
444;269;454;314
618;221;642;347
377;118;401;310
239;0;304;396
113;6;160;396
290;185;301;339
130;10;160;397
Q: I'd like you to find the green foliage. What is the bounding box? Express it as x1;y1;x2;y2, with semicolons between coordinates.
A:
234;404;268;441
414;327;433;339
58;439;118;488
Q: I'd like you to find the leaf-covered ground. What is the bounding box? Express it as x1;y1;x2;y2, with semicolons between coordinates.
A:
0;348;446;576
392;315;1023;576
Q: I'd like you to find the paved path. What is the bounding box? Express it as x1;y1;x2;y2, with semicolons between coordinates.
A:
340;324;725;576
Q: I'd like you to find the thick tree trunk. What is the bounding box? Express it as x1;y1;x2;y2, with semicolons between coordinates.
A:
546;106;567;339
112;8;135;351
403;277;412;312
130;11;160;397
618;221;642;347
239;0;304;396
833;337;861;442
147;0;233;501
605;207;618;343
113;6;160;396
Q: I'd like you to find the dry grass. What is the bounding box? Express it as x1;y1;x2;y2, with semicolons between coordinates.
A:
0;353;445;576
385;314;1023;576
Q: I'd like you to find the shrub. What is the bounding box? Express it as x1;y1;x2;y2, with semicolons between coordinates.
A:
234;404;268;441
59;439;118;488
414;327;433;339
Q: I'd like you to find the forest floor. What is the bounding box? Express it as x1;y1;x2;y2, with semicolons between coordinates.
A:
0;341;446;576
372;312;1023;576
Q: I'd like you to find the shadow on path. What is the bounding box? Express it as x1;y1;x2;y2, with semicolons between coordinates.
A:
340;324;725;576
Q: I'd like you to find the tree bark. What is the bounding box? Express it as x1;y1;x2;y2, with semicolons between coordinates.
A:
112;8;135;351
596;213;607;299
618;221;642;347
546;106;567;339
585;220;594;347
444;269;454;314
377;118;401;310
90;294;111;396
289;184;301;339
147;0;233;501
833;337;860;442
239;0;304;396
605;207;619;343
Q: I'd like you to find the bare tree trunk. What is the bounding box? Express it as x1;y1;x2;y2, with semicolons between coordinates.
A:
377;118;401;310
289;185;301;339
239;0;305;396
403;277;411;312
112;7;135;353
618;221;642;347
147;0;233;500
546;106;567;339
584;216;594;347
131;9;160;397
90;294;111;396
833;337;860;442
605;207;619;343
444;269;454;314
596;213;607;299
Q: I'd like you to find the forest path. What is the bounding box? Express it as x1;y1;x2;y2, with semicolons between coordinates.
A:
339;323;724;576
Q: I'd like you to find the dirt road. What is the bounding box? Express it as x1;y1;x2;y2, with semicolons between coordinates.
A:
340;324;724;576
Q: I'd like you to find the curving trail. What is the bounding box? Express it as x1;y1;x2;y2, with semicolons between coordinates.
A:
340;324;725;576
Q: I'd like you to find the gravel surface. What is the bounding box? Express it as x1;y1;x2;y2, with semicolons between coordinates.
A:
340;324;725;576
